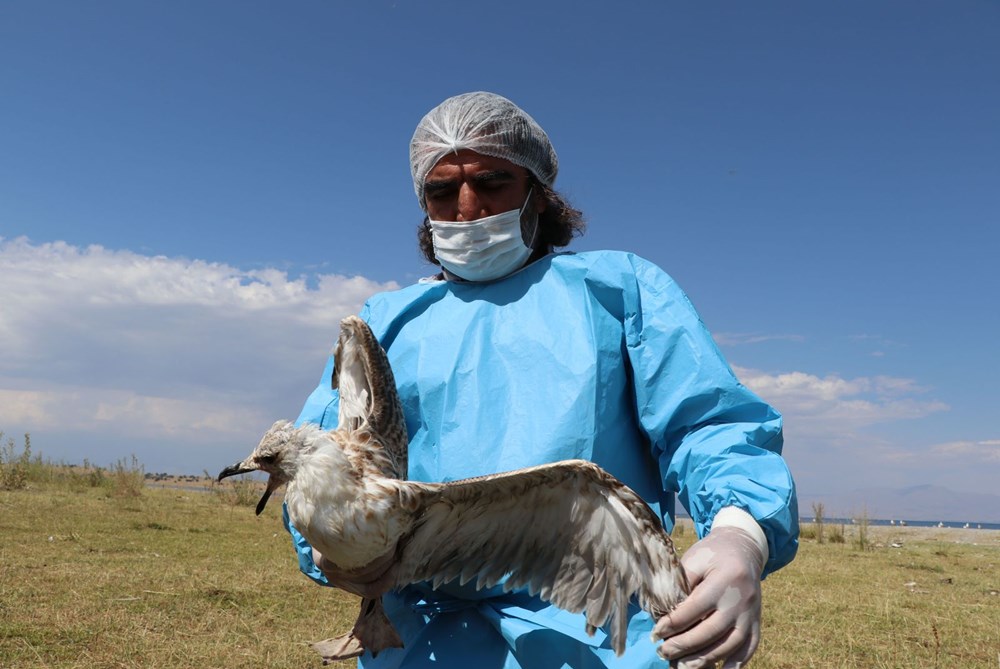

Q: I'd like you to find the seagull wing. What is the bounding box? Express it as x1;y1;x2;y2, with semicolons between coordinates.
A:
333;316;408;478
332;319;370;433
393;459;689;656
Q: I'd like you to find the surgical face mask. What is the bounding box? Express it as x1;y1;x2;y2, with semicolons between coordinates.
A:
429;190;538;282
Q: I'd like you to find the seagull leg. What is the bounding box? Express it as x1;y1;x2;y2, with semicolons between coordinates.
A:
311;597;403;663
353;596;404;656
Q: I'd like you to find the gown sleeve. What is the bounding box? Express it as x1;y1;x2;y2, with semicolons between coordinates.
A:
622;254;798;575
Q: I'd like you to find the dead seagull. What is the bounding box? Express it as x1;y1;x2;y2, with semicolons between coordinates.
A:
219;315;689;662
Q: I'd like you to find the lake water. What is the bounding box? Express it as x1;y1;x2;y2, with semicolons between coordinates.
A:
803;516;1000;531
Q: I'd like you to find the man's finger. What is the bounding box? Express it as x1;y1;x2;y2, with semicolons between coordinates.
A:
652;586;714;639
655;609;731;660
672;625;746;668
720;621;759;668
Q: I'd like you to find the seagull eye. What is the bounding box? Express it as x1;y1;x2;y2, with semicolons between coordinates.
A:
257;453;278;465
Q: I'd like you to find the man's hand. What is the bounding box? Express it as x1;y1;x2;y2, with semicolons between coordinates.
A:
313;549;397;599
652;526;765;668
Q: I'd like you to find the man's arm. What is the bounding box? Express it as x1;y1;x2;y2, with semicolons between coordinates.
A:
622;254;798;665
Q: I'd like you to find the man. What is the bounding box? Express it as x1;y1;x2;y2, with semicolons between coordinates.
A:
287;91;798;668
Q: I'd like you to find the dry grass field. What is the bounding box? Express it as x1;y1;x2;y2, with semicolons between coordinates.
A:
1;468;997;668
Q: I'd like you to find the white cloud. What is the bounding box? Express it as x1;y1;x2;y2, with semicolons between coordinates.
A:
0;237;398;458
2;237;985;496
930;439;1000;463
734;366;948;435
849;333;902;347
713;332;805;346
0;387;261;437
731;365;966;494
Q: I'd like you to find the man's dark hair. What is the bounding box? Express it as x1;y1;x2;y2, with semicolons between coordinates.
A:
417;177;586;267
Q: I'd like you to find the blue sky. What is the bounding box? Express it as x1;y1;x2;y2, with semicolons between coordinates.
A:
1;2;998;511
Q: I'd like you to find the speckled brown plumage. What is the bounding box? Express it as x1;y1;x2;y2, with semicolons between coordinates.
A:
332;316;407;479
221;316;689;663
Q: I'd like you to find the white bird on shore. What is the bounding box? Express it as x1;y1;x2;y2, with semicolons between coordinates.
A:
219;316;689;662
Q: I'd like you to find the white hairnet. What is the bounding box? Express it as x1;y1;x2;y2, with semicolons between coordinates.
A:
410;92;559;209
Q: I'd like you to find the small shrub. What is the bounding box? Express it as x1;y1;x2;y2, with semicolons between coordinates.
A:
829;524;846;544
206;468;260;508
88;464;108;488
799;526;817;541
62;459;108;492
21;436;54;484
854;508;872;552
111;455;145;498
812;502;826;544
0;431;32;490
224;478;261;508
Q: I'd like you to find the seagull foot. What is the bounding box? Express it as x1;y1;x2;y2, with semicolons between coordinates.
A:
312;633;365;664
311;597;403;664
352;597;403;657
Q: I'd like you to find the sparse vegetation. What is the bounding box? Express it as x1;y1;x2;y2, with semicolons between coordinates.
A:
82;459;108;489
829;523;846;544
0;434;145;494
812;501;826;544
0;431;33;490
111;454;146;497
1;453;998;667
205;468;262;508
854;507;872;552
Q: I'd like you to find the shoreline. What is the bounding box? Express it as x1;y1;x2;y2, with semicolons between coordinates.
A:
799;521;1000;545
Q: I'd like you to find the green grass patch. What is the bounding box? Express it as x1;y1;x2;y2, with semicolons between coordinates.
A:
0;480;358;668
1;466;997;667
760;522;1000;667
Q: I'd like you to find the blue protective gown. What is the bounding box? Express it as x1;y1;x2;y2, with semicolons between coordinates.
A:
286;250;798;669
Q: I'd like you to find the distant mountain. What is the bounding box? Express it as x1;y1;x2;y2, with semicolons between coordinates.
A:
797;485;1000;524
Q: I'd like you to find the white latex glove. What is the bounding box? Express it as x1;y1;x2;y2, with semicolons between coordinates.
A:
651;525;766;668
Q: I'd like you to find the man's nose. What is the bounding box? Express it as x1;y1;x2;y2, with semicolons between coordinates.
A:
455;184;486;222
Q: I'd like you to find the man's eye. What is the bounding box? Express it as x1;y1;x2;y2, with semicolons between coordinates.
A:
426;191;457;205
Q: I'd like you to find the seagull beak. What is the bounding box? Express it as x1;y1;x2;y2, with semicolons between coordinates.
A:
255;480;278;516
217;460;257;482
217;460;279;517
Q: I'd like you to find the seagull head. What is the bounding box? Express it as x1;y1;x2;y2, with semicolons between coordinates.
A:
218;419;301;516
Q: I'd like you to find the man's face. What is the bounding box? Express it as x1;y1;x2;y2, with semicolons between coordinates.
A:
424;150;541;222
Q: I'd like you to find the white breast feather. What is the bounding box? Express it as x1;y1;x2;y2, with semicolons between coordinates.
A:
284;434;406;570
